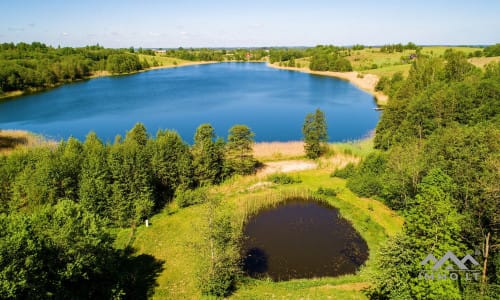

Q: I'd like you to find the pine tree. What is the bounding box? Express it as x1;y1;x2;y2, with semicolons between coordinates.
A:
302;108;328;159
192;124;224;185
152;130;194;202
108;127;154;227
225;125;256;175
79;132;112;218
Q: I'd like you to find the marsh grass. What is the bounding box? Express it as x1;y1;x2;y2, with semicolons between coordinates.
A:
252;141;305;161
0;130;55;155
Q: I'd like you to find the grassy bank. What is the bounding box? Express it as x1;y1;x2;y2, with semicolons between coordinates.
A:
0;130;55;155
115;138;403;299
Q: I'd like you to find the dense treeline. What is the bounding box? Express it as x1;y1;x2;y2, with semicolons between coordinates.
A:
308;45;353;71
337;50;499;298
483;43;500;57
379;42;420;53
269;48;306;64
165;47;268;62
0;123;257;224
0;42;150;94
0;123;256;298
268;45;353;71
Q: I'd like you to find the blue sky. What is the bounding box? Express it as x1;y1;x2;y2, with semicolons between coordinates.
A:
1;0;499;48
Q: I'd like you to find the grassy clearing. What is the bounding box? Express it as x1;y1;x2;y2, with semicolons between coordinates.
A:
361;63;411;78
347;48;415;71
0;130;55;155
114;203;207;300
117;136;402;299
282;46;485;79
419;46;481;57
468;56;500;67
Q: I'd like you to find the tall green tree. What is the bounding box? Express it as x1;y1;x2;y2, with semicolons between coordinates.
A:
79;132;112;218
302;108;328;159
192;124;224;185
108;124;154;226
152;129;194;201
225;125;256;175
197;197;239;297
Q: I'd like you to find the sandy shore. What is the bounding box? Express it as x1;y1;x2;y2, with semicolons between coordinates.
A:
267;63;388;105
89;60;216;78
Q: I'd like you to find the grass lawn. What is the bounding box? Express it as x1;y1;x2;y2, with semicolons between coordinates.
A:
116;139;403;299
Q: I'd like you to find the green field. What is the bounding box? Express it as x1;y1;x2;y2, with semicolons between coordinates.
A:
115;140;403;299
283;46;495;78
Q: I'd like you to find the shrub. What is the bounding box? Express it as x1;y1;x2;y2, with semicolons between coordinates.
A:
346;152;387;197
267;173;301;184
175;187;207;208
331;162;356;179
316;186;338;196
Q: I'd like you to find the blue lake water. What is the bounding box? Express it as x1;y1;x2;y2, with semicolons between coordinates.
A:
0;63;379;143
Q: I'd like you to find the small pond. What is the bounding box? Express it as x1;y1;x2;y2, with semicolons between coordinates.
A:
241;197;368;281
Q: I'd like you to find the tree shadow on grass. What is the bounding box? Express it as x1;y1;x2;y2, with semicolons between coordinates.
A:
118;247;165;300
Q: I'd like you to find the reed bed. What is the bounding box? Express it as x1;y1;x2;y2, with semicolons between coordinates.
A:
252;141;305;160
234;188;327;230
0;130;56;155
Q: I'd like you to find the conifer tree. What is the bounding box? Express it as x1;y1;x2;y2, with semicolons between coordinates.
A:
225;125;256;175
192;124;224;185
302;108;328;159
79;132;112;218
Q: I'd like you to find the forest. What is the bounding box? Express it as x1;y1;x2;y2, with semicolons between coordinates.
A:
0;123;257;298
334;50;499;298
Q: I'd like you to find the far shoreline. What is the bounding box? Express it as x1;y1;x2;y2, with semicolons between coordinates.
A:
266;63;388;105
0;60;218;101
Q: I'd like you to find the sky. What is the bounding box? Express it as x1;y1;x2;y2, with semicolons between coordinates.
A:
1;0;499;48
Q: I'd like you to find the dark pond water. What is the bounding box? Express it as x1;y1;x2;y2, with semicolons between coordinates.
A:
241;198;368;281
0;63;379;143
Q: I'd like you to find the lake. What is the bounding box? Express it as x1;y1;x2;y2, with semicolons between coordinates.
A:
0;63;379;143
241;197;369;281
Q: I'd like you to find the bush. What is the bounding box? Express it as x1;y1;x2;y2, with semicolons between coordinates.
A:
331;162;356;179
175;187;207;208
346;152;387;197
316;186;338;196
267;173;302;184
375;76;390;92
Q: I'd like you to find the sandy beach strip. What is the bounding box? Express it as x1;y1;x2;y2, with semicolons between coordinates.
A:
267;63;388;105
